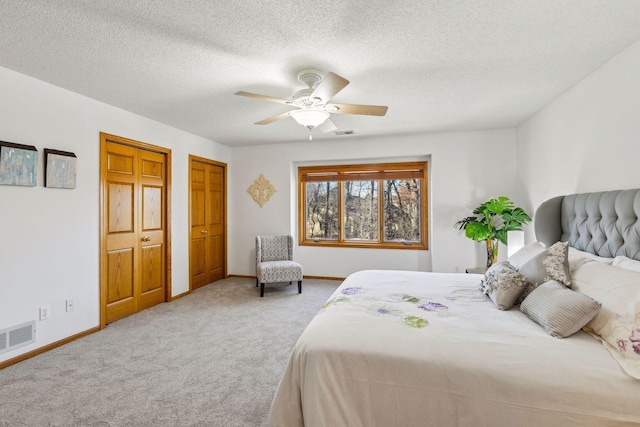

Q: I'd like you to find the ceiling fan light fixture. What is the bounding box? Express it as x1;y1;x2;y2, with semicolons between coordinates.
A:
290;108;330;128
235;70;387;133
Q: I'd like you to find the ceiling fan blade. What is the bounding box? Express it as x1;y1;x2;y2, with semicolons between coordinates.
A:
235;91;292;105
318;118;338;133
254;111;293;125
327;103;388;116
311;72;349;103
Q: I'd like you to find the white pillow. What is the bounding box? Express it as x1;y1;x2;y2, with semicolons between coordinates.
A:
571;261;640;379
612;255;640;273
567;247;613;274
507;241;545;269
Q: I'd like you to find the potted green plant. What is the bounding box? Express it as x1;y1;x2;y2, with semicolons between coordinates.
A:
454;196;532;267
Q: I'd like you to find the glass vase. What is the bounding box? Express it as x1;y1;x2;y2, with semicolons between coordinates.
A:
486;239;498;267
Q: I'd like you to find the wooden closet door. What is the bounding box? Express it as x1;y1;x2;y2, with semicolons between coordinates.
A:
104;143;138;323
190;160;208;289
102;137;167;325
138;149;166;310
190;157;226;290
207;164;225;283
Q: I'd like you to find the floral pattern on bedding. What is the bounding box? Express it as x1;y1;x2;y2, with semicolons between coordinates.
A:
321;287;460;329
612;313;640;358
418;301;449;312
631;328;640;356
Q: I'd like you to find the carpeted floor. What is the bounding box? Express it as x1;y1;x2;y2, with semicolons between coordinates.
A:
0;277;340;427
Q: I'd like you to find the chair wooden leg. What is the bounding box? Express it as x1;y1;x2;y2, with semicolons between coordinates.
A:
298;280;302;294
260;283;264;297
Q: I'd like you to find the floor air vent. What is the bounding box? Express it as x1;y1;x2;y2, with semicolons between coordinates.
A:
0;321;36;354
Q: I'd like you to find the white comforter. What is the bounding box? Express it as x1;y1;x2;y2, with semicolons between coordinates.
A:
269;270;640;426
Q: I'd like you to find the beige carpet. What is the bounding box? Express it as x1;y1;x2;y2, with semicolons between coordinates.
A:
0;277;340;426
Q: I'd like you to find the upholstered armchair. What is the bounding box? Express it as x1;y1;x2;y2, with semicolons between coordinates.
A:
256;235;303;297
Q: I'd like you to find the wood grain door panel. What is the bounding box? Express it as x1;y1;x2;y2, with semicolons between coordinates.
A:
141;244;162;292
142;186;163;230
190;237;207;288
141;156;164;179
190;237;206;272
139;243;164;310
106;248;134;302
107;183;134;233
208;235;224;282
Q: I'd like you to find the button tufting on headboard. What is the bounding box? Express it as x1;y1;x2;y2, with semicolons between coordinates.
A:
536;189;640;260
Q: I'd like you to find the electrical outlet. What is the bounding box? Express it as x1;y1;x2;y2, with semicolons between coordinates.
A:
66;299;74;312
39;306;50;321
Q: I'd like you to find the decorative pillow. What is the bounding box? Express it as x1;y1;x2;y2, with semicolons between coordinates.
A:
520;280;601;338
480;261;527;310
568;247;613;274
572;261;640;379
506;241;545;269
612;255;640;273
518;241;570;302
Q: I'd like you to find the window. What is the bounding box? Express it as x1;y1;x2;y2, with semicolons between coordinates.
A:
298;161;428;249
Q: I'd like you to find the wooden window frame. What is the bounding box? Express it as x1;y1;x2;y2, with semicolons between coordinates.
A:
298;161;428;250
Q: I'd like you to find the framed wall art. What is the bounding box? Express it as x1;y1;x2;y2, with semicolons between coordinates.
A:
44;149;77;189
0;141;38;187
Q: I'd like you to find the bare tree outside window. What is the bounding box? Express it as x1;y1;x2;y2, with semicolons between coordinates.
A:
344;180;378;241
305;181;339;240
383;179;421;242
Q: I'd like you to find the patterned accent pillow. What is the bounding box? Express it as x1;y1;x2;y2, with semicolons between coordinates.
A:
572;261;640;379
518;241;570;302
520;280;601;338
481;261;527;310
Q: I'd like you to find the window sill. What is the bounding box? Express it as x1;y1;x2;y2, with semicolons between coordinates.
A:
299;240;427;250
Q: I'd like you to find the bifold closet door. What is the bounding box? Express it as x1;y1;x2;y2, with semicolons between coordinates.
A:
190;157;225;290
103;140;166;324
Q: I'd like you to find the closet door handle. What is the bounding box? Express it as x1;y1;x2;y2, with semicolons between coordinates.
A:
201;230;208;235
141;236;151;242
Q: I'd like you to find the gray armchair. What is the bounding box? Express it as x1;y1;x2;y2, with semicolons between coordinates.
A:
256;235;303;297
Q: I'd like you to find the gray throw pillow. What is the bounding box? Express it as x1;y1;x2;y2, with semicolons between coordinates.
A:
518;241;571;302
520;280;601;338
481;261;527;310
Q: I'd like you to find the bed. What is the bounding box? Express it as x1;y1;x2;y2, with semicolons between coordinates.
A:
269;189;640;426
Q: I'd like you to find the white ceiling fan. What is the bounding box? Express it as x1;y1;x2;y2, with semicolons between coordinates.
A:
235;69;388;140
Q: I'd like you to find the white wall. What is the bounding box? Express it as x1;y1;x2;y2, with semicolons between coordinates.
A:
516;38;640;225
0;66;230;363
229;128;519;277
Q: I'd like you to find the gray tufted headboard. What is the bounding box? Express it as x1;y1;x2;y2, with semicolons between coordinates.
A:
534;189;640;260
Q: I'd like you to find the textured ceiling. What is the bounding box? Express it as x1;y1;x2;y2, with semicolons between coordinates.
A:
1;1;640;147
